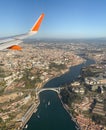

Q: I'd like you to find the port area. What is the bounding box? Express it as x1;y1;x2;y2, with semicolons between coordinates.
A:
18;102;39;130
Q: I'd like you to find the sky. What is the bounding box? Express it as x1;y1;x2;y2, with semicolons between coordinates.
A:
0;0;106;39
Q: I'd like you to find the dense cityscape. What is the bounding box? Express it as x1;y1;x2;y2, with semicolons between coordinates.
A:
0;0;106;129
0;39;106;130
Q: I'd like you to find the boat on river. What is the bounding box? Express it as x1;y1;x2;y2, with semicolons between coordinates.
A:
37;114;40;118
24;124;28;129
48;101;50;105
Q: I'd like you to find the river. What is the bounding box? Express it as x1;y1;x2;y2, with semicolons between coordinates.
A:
25;58;95;130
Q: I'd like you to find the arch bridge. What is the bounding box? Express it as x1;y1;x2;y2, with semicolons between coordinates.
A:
37;87;61;94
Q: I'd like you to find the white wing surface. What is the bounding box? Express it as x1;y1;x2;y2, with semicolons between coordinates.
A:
0;13;45;50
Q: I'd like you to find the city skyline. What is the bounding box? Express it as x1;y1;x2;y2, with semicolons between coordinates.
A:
0;0;106;39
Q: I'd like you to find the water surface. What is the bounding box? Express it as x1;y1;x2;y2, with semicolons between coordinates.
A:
26;59;95;130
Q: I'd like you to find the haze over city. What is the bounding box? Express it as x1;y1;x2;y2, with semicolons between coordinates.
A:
0;0;106;39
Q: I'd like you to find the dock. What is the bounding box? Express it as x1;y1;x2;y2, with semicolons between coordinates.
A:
19;102;39;130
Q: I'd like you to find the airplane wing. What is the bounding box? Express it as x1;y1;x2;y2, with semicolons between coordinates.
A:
0;13;45;50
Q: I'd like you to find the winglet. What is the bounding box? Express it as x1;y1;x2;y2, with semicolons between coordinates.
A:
31;13;45;32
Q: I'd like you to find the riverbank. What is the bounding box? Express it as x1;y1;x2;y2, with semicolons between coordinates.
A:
25;58;95;130
19;99;40;130
43;59;85;88
58;94;81;130
58;59;106;130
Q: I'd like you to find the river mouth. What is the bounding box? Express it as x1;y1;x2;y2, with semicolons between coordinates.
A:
25;59;95;130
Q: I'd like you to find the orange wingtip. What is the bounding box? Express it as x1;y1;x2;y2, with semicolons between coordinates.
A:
31;13;45;32
7;45;22;50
